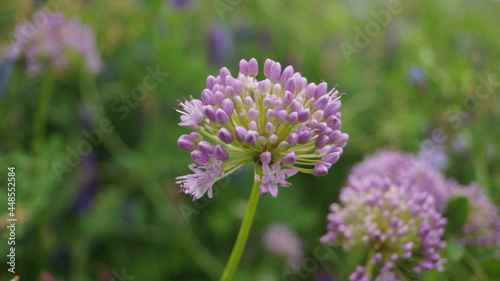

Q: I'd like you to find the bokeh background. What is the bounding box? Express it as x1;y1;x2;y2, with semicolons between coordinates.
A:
0;0;499;280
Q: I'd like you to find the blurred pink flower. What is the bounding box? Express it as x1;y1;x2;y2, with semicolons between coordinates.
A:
8;10;101;75
38;270;57;281
447;181;500;248
263;223;304;268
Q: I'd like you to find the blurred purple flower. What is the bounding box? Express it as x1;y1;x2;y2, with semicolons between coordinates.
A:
176;58;347;199
374;272;400;281
447;181;500;248
8;9;102;75
235;26;273;50
407;65;427;90
350;151;449;212
72;152;99;215
314;268;337;281
168;0;190;9
263;223;304;268
0;58;13;98
39;270;57;281
349;266;370;281
418;139;449;171
451;134;469;156
322;175;447;279
208;24;234;66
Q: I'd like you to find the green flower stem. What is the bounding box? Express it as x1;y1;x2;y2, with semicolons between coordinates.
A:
364;251;375;278
219;165;262;281
34;73;54;153
464;249;487;280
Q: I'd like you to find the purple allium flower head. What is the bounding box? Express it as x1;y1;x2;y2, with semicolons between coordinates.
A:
350;151;449;212
8;10;101;75
322;175;447;279
374;272;400;281
349;266;370;281
447;181;500;248
451;134;469;156
263;223;305;268
176;58;347;199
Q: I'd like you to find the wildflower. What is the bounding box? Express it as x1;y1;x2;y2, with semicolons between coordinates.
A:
176;58;347;199
447;181;500;248
406;65;427;90
259;152;298;196
8;10;101;75
349;151;449;212
321;175;447;280
208;24;234;66
263;223;304;269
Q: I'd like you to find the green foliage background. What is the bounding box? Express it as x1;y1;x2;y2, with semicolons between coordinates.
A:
0;0;499;280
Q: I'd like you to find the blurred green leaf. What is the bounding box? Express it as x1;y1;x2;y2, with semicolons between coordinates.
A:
447;239;465;262
444;196;469;235
483;257;500;278
444;197;469;234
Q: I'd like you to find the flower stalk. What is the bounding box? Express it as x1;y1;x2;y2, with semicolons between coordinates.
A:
34;72;54;153
219;165;262;281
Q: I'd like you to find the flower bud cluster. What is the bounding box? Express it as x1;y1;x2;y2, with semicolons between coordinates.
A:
176;58;347;199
